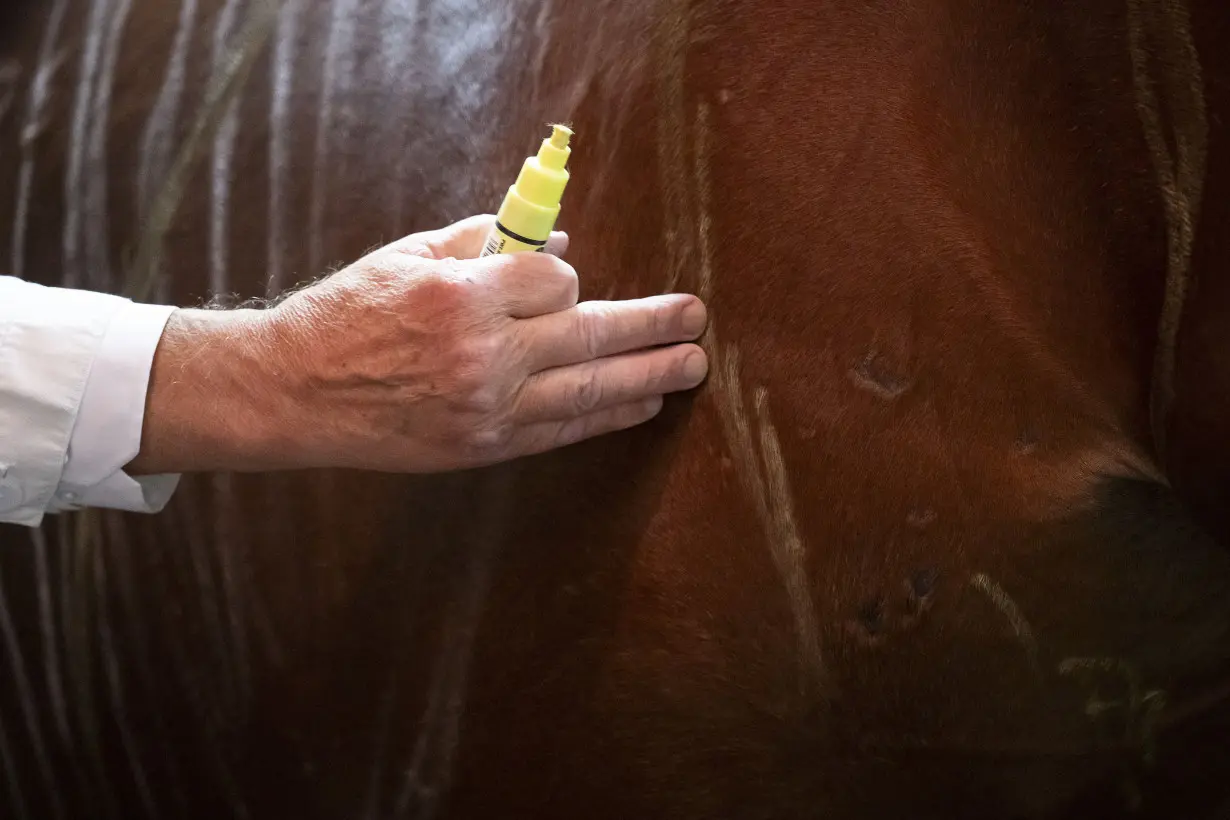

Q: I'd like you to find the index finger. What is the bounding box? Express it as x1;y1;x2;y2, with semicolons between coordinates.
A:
518;294;708;372
475;250;581;318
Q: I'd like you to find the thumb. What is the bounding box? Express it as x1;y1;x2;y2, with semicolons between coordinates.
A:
398;214;571;261
397;214;496;260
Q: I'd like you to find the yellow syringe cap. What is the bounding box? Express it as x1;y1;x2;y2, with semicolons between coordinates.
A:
513;124;571;206
497;124;573;243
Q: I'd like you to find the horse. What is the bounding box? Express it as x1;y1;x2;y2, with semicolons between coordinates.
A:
1;0;1230;817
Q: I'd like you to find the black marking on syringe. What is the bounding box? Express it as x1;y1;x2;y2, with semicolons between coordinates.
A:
494;220;548;246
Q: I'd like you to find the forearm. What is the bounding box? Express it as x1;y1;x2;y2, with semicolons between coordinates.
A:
126;308;295;475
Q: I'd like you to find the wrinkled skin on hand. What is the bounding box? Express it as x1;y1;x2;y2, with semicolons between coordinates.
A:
130;214;709;475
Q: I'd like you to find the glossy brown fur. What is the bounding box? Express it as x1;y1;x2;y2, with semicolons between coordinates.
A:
1;1;1230;818
1165;8;1230;546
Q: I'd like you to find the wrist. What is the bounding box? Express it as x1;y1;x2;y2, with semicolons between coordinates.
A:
127;306;294;474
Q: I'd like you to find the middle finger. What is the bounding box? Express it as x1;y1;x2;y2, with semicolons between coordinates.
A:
514;344;708;423
517;294;707;373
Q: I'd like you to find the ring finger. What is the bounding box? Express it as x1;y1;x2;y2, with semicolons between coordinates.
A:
514;343;708;423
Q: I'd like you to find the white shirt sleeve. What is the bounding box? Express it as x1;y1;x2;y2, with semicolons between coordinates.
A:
0;275;182;527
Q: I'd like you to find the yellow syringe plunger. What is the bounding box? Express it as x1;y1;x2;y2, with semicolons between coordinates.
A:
480;124;574;256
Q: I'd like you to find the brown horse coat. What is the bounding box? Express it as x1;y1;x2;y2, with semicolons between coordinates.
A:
1;0;1230;817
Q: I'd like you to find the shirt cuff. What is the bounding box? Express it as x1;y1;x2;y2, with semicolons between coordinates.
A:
50;299;182;517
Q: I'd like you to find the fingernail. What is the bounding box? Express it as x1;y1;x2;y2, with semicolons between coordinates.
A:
680;299;707;336
683;351;709;384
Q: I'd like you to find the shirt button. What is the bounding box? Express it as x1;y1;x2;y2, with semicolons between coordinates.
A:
62;491;79;502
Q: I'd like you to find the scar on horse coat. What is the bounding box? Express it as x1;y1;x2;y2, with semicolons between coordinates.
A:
0;0;1229;818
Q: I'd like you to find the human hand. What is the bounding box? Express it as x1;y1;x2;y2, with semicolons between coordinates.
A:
130;215;708;475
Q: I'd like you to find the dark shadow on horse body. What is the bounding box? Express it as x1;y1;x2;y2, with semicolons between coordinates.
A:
1;1;1230;818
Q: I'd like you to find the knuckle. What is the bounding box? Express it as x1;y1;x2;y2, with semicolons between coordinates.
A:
670;348;699;386
465;421;516;459
646;360;673;393
458;334;501;373
415;266;472;313
443;336;507;414
486;254;522;280
629;353;672;395
554;263;580;307
538;254;578;289
461;383;503;416
577;304;611;360
569;371;605;414
523;250;573;277
649;299;676;337
500;250;574;288
413;219;485;260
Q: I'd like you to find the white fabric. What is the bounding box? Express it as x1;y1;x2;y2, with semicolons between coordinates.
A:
0;275;181;527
